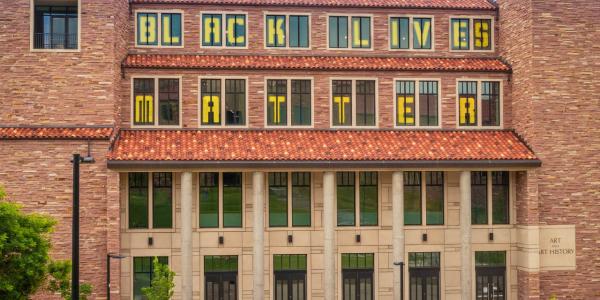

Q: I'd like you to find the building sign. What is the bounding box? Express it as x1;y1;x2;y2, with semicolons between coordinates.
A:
539;225;576;270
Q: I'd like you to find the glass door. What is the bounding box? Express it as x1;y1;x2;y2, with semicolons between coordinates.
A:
475;251;506;300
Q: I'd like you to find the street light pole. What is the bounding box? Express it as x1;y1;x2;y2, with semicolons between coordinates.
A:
72;151;94;300
107;253;126;300
393;261;405;300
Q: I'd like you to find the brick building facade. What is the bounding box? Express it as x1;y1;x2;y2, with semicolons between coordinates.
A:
0;0;597;299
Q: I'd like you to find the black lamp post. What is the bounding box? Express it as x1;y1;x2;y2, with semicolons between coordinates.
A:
72;152;94;300
107;253;126;300
393;261;405;300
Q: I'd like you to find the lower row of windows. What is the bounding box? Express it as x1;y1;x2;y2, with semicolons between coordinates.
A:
133;251;507;300
129;171;510;230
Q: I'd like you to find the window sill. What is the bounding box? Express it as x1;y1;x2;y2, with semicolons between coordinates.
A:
196;228;245;232
30;48;80;53
124;228;176;233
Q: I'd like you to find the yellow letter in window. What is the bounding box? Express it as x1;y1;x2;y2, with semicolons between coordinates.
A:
390;19;399;48
474;21;489;49
140;15;157;44
227;17;245;45
352;18;368;47
135;95;154;124
397;95;415;125
268;95;286;124
459;96;476;125
453;21;468;49
334;96;350;124
204;17;221;45
414;20;430;48
202;95;220;124
267;17;285;46
162;16;180;45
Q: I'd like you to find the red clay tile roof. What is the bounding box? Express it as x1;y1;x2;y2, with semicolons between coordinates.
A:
107;130;538;166
130;0;496;10
0;127;113;140
123;55;510;73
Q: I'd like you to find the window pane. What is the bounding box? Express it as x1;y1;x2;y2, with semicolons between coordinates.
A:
201;79;222;125
341;253;374;269
158;78;179;125
390;17;409;49
492;171;509;224
129;173;149;229
133;78;155;125
352;17;371;48
475;251;506;267
202;14;222;46
153;172;172;228
266;15;286;47
458;81;478;126
451;18;470;50
223;173;242;227
226;14;246;47
404;171;421;225
267;80;288;126
329;16;348;48
482;81;500;126
473;19;492;50
274;254;307;271
292;172;311;227
137;13;158;46
225;79;246;125
205;255;238;272
291;80;311;126
359;172;378;226
332;80;352;126
426;172;444;225
199;172;219;228
269;172;288;227
413;18;432;49
409;252;440;268
289;15;309;48
419;81;438;126
161;13;182;46
337;172;355;226
471;171;488;225
396;81;415;126
355;80;376;126
134;256;169;300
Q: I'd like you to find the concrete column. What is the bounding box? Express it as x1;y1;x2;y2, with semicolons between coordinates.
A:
392;171;405;300
459;171;472;300
323;171;336;300
180;172;193;300
252;172;265;300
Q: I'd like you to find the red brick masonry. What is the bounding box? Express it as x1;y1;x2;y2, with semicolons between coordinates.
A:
0;127;113;140
123;54;511;72
107;129;538;162
129;0;496;10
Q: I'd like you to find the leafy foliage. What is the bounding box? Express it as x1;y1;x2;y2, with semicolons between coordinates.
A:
142;257;175;300
47;260;93;300
0;188;56;299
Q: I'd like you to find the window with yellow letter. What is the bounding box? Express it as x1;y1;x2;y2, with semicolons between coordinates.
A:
458;80;502;127
265;79;312;127
413;18;432;49
200;78;247;126
332;79;376;127
136;12;182;47
458;81;478;126
201;13;246;48
351;16;371;49
390;16;433;50
329;15;371;50
390;17;410;49
266;15;286;47
133;77;181;127
265;14;310;48
396;79;439;127
450;17;493;51
332;80;353;126
267;80;288;126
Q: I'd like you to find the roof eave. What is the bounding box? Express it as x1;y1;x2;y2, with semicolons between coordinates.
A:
107;159;542;170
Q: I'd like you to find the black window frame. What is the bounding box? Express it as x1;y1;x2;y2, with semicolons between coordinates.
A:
33;4;79;50
408;252;440;300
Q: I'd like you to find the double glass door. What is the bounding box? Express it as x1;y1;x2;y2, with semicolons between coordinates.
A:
274;271;307;300
205;272;237;300
475;267;506;300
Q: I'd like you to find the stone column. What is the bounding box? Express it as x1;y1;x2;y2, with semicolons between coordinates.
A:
392;171;405;300
323;171;336;300
459;171;472;300
252;172;265;300
180;172;193;300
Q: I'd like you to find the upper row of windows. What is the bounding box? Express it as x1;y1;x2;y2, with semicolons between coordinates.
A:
136;11;494;51
132;77;502;128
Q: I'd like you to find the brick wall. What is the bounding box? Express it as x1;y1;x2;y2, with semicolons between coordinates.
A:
0;140;118;299
121;69;511;129
0;0;127;126
500;0;600;298
128;4;499;58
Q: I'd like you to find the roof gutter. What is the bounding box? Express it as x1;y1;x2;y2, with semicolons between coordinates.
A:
107;159;542;170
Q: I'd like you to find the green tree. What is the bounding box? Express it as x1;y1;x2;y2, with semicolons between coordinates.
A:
46;260;93;300
0;187;56;299
142;257;175;300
